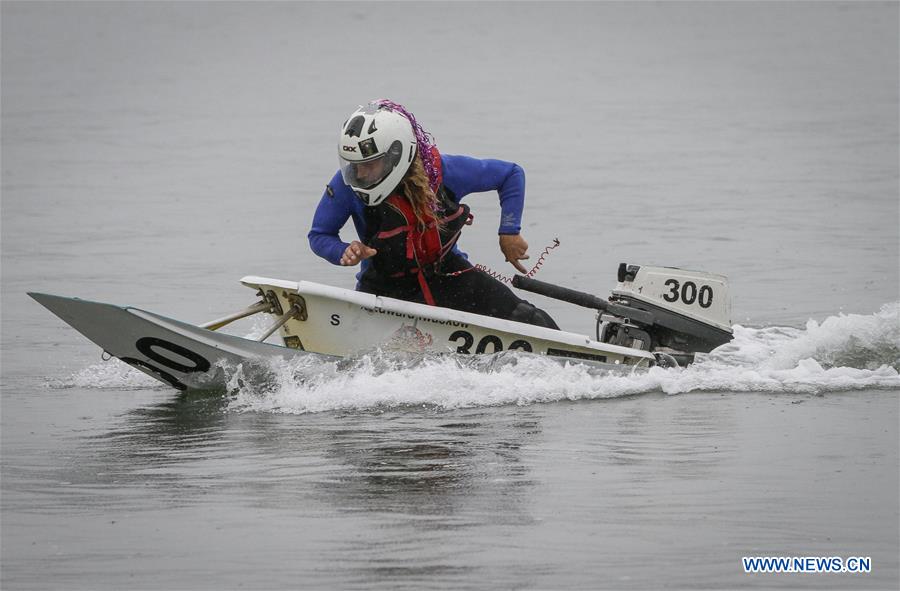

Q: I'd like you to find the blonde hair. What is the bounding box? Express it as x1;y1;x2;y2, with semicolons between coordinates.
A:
397;154;442;228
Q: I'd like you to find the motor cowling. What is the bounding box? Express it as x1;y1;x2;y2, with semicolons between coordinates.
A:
511;264;733;366
599;264;733;365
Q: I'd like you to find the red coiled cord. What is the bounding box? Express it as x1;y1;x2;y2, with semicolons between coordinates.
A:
475;238;561;284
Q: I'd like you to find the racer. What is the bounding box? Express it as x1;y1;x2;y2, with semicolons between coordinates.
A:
308;100;558;329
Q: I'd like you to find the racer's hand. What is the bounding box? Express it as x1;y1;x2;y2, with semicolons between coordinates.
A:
340;241;377;266
499;234;530;274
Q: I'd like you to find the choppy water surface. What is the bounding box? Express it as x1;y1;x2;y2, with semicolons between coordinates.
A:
2;2;898;589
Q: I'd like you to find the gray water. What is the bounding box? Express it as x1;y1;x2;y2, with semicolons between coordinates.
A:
2;2;898;589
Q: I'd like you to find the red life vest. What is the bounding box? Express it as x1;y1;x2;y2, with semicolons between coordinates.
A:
366;149;473;305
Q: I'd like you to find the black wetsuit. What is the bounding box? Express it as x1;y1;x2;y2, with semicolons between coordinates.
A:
358;192;559;330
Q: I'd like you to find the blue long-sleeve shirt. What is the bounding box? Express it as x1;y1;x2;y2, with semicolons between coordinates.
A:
308;154;526;271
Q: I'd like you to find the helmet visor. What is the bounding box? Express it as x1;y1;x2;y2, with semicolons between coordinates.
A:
340;153;396;191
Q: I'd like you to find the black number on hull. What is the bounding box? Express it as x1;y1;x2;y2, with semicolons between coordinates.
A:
450;330;474;354
136;337;211;373
475;335;503;354
449;331;534;354
119;338;212;391
508;339;533;352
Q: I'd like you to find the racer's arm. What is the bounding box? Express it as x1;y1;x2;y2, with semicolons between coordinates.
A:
440;154;525;235
441;154;530;272
307;172;359;265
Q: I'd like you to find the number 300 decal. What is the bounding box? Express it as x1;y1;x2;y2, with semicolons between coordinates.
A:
449;330;533;354
663;279;713;308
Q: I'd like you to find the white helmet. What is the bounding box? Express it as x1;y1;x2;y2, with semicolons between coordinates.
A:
338;103;417;206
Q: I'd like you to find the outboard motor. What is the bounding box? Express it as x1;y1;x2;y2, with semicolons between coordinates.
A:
512;263;733;366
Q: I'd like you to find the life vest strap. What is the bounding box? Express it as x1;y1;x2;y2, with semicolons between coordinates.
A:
439;207;467;225
415;268;436;306
376;225;413;239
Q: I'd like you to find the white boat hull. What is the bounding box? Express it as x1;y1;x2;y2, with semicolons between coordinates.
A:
28;292;329;391
240;276;656;367
29;277;657;392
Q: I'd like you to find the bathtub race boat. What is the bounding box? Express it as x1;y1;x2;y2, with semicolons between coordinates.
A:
29;263;734;392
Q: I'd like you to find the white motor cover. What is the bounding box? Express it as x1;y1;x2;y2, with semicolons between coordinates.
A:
611;265;731;332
